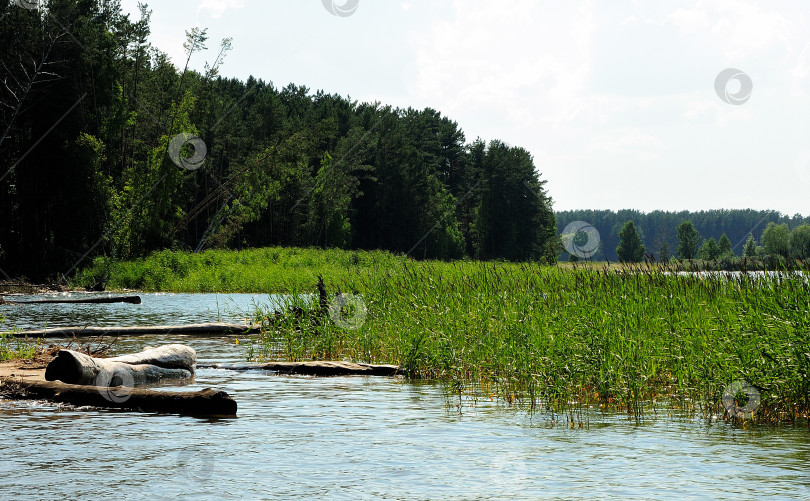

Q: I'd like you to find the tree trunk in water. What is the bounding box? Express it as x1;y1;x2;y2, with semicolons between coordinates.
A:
44;344;196;386
14;322;260;339
0;379;236;416
1;295;141;304
198;361;403;377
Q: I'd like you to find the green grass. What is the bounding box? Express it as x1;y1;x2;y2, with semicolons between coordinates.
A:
77;247;810;424
74;247;406;292
249;259;810;425
0;315;37;361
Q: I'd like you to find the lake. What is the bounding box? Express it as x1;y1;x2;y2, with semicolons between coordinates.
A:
1;293;809;499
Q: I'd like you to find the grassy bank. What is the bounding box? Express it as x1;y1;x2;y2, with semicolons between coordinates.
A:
77;248;810;423
0;315;36;361
74;247;406;292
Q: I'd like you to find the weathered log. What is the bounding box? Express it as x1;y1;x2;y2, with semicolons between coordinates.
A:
199;360;404;377
13;322;261;339
2;295;141;304
45;345;196;386
0;379;237;416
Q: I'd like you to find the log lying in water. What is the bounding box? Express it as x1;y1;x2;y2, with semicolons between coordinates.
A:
1;295;142;305
13;322;261;339
199;361;404;377
45;344;196;386
0;379;237;416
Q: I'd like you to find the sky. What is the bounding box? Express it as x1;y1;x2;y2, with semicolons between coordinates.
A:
119;0;810;217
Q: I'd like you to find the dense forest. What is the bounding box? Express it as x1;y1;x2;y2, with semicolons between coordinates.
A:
0;0;557;280
557;209;810;262
2;1;806;282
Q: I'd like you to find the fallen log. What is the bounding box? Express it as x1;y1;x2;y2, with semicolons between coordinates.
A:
13;322;261;339
199;360;404;377
45;344;196;386
0;379;237;416
1;295;141;305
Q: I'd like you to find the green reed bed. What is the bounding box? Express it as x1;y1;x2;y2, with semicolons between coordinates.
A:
252;261;810;425
74;247;403;292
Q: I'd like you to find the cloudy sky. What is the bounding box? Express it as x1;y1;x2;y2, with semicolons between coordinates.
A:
120;0;810;216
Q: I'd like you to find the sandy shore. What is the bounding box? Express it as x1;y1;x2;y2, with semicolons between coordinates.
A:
0;356;50;382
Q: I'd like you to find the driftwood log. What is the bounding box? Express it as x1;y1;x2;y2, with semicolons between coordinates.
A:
13;322;261;339
0;379;236;416
1;295;141;305
45;344;196;386
199;361;404;377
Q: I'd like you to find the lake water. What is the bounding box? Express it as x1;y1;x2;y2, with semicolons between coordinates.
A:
2;293;809;499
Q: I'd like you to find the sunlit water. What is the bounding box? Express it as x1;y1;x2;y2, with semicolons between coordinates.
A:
2;293;809;499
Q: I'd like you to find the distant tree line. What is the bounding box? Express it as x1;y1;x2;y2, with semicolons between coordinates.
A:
557;209;810;263
0;0;557;280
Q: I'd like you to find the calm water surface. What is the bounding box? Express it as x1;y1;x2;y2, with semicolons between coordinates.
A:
1;293;809;500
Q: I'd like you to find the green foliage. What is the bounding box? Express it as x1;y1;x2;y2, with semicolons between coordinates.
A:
699;237;719;261
557;209;810;263
676;220;701;260
718;233;733;257
0;2;557;276
0;315;36;361
247;260;810;422
743;235;757;258
761;222;791;258
789;224;810;259
657;240;670;263
616;220;645;262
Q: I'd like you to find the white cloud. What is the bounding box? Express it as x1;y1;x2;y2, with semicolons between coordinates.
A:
197;0;244;19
